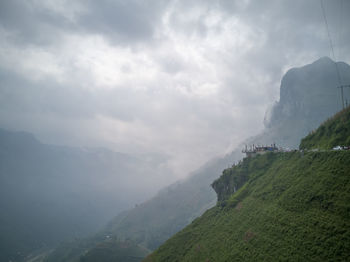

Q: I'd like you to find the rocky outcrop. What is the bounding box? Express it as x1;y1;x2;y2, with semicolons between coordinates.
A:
260;57;350;148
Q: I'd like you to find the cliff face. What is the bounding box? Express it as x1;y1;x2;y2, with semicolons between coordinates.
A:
260;57;350;148
212;152;276;203
278;57;346;118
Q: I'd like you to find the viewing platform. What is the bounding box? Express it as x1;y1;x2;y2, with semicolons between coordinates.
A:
242;144;279;158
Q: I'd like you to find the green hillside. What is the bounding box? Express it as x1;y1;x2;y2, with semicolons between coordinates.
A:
145;110;350;261
300;106;350;150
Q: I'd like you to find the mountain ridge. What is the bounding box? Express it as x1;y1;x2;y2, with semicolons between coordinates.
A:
0;128;167;262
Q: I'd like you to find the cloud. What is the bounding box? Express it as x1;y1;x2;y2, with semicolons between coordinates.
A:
0;0;350;180
77;0;167;45
0;0;79;46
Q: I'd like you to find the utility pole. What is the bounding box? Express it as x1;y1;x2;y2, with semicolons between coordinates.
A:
337;85;350;109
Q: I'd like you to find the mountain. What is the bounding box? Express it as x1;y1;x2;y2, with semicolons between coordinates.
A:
145;106;350;261
79;240;150;262
0;129;166;262
257;56;350;148
43;154;239;262
45;57;350;261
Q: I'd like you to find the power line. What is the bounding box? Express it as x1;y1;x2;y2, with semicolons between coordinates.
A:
320;0;347;109
337;0;344;59
320;0;336;60
337;85;350;109
320;0;342;86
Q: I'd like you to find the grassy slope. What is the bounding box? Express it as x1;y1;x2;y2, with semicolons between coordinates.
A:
145;151;350;261
146;104;350;262
300;106;350;150
211;152;277;203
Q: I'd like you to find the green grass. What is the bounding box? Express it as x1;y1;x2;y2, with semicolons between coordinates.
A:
212;152;277;203
145;151;350;261
300;106;350;150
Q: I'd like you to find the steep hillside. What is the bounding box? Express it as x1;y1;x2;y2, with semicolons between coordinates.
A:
102;155;239;250
146;152;350;261
44;153;240;262
145;110;350;261
46;57;350;262
300;106;350;150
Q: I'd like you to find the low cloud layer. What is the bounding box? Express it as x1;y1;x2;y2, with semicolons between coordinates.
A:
1;0;350;179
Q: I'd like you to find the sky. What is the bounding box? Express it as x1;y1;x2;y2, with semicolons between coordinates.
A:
1;0;350;180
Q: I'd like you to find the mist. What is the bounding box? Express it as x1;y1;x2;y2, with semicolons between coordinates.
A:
1;0;350;261
1;0;349;180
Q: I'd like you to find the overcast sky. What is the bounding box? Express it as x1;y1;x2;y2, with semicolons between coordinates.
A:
1;0;350;180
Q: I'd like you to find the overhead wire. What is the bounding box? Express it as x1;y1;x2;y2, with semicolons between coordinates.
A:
320;0;342;86
337;0;343;60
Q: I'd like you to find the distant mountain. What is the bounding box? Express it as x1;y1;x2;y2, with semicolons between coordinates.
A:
79;240;150;262
0;129;166;262
44;154;238;262
46;57;350;261
45;237;150;262
146;106;350;261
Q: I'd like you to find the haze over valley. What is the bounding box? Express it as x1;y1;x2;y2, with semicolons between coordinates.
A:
1;1;350;261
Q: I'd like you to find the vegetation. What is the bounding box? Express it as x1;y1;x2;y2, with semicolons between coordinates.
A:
145;109;350;261
45;60;350;262
300;106;350;150
103;169;217;251
44;157;225;261
212;153;277;202
145;151;350;261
